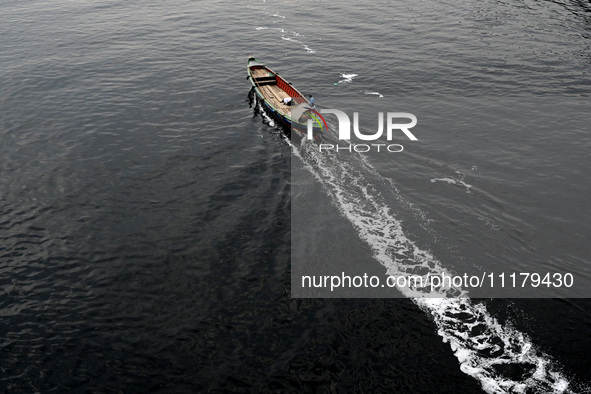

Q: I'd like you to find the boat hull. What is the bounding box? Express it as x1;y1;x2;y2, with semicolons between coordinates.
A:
247;56;322;134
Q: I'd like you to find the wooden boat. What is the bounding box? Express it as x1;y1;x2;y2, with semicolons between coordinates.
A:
247;56;324;133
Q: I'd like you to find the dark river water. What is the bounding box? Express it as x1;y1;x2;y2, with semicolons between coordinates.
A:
1;0;591;392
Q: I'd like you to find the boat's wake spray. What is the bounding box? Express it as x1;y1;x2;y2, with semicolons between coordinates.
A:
295;138;582;393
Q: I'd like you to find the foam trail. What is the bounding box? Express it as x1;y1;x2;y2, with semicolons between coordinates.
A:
255;9;316;53
289;138;577;393
431;177;473;193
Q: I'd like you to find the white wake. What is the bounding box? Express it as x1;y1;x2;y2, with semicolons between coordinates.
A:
290;136;576;394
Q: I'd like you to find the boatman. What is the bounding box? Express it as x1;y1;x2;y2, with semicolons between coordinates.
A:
282;97;292;106
308;95;315;107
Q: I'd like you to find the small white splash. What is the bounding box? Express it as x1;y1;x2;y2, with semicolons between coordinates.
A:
364;91;384;97
338;73;358;83
431;177;472;193
256;99;275;127
478;217;500;230
256;24;315;53
256;26;286;33
280;34;315;53
302;45;315;53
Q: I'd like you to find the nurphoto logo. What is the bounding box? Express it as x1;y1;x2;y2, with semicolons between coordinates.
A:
307;109;418;153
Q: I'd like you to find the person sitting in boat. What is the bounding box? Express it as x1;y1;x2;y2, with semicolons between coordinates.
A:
308;95;315;107
282;97;293;106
